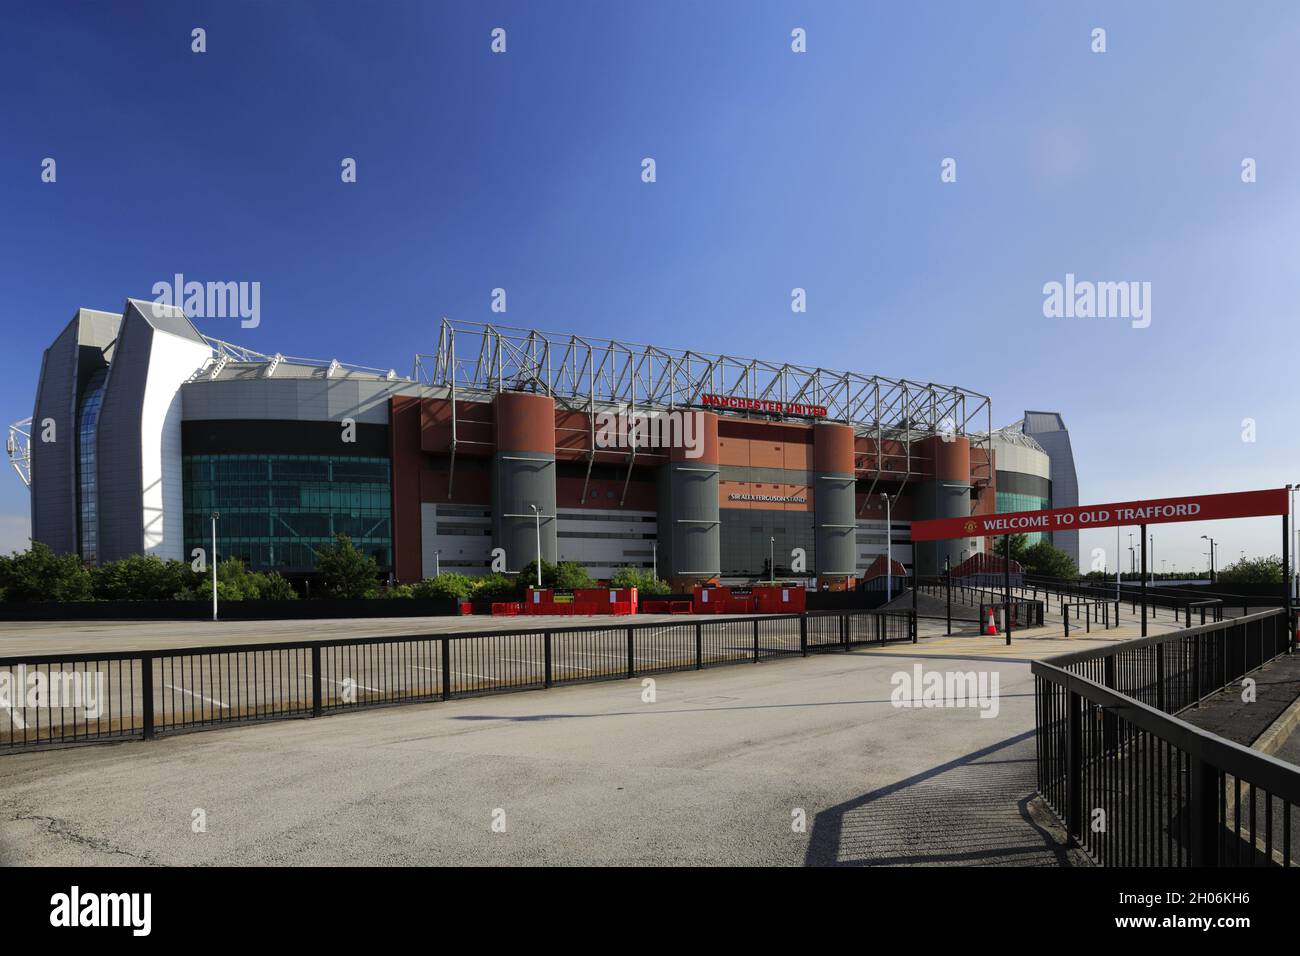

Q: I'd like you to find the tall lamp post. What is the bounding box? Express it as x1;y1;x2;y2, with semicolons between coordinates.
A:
433;549;441;577
529;504;543;587
652;540;657;581
881;493;894;601
1201;535;1215;583
769;536;775;583
210;511;220;622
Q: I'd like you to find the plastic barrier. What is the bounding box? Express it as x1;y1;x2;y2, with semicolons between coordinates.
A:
491;602;524;616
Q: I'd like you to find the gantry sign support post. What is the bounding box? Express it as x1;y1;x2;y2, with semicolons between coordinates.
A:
1003;534;1012;645
1284;496;1292;653
1140;523;1148;638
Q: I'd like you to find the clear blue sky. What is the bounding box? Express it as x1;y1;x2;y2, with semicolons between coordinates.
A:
2;1;1298;571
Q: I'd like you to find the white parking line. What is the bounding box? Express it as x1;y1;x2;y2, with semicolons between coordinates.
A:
164;683;229;709
304;674;382;694
502;657;596;673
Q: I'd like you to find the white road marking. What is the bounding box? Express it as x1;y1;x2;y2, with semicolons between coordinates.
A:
164;683;228;708
305;673;382;694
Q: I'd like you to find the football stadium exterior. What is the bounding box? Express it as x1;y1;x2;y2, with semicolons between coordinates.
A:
8;303;1079;587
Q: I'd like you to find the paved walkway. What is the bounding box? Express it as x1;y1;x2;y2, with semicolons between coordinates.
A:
0;639;1095;867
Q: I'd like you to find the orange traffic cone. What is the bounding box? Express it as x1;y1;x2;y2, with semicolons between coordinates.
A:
985;607;997;635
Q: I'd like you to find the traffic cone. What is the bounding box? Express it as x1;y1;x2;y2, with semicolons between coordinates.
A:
985;607;997;635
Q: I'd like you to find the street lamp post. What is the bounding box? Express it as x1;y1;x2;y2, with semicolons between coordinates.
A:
433;549;440;577
529;504;542;587
1201;535;1215;583
769;536;775;583
210;511;220;622
881;493;894;601
652;540;657;581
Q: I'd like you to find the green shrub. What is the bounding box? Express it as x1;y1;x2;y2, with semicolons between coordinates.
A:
1219;555;1283;584
517;559;593;593
0;543;93;602
256;571;299;600
189;559;297;601
409;573;474;600
609;566;670;596
92;554;197;600
470;573;518;600
313;533;381;599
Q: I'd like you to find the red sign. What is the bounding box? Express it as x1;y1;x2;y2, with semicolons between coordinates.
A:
910;488;1288;542
700;394;828;418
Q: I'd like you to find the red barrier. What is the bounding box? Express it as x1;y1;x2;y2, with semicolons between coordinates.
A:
491;602;524;616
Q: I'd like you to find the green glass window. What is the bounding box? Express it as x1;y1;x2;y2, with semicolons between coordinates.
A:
183;454;392;573
995;491;1051;545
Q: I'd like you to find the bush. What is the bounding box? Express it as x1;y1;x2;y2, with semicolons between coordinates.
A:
188;559;297;602
0;543;93;602
609;566;670;596
470;573;518;600
92;555;197;601
517;559;593;593
409;573;474;601
1218;555;1283;585
313;533;382;599
256;571;299;600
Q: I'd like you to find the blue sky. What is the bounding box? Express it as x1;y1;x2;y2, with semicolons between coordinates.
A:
2;1;1298;570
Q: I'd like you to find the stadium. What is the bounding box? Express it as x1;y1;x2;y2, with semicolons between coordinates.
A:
8;300;1079;589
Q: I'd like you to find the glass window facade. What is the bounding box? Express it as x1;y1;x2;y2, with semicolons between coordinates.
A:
720;510;816;578
996;491;1051;545
76;367;109;563
183;454;392;572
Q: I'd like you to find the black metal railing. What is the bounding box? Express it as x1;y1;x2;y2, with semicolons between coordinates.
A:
1034;609;1300;866
0;608;915;752
977;600;1045;630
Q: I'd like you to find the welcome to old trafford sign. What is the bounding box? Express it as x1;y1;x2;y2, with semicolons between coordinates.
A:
909;489;1288;542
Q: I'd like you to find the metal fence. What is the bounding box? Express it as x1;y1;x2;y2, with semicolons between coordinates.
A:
0;609;915;752
1033;609;1300;866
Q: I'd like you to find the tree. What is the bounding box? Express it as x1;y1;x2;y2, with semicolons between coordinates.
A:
191;558;296;601
313;533;381;599
1021;540;1078;579
92;555;196;600
1218;555;1283;585
609;566;670;595
0;543;93;602
993;534;1030;564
